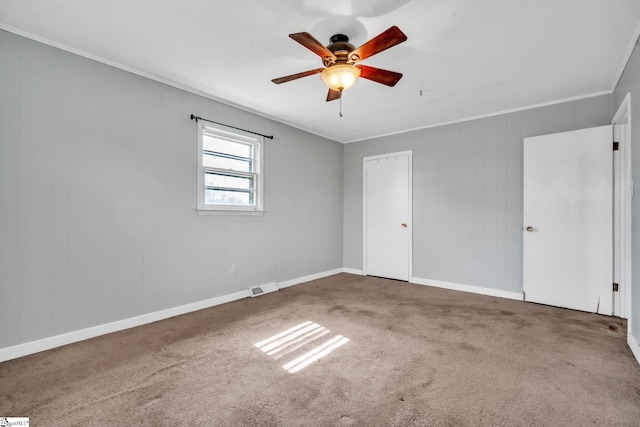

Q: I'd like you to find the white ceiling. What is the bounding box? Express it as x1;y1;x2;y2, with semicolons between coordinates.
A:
2;1;640;143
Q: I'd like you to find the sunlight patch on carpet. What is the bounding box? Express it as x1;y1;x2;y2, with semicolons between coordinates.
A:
255;321;350;373
282;335;350;373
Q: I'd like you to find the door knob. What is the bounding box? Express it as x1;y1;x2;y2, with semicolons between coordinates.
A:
525;226;534;232
401;223;407;228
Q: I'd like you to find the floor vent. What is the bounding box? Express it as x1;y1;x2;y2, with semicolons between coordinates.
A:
249;282;279;297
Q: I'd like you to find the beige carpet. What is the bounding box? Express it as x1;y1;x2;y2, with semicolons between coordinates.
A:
1;273;639;426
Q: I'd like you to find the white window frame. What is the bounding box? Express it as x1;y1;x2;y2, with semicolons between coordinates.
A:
196;121;264;215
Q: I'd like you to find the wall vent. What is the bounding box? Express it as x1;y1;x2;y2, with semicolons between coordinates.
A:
249;282;279;297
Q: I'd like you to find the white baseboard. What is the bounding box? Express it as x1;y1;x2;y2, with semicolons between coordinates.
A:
0;268;348;363
277;268;344;289
0;289;250;363
3;268;633;367
628;333;640;367
410;276;523;301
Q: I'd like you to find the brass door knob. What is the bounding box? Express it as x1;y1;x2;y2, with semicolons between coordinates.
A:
525;226;534;232
401;223;407;228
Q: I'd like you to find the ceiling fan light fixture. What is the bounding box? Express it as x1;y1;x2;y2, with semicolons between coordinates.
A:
321;64;361;92
272;27;407;102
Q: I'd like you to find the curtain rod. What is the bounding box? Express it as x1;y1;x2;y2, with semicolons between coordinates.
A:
190;114;274;140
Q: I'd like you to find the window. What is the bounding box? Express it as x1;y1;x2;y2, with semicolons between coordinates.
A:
197;122;263;214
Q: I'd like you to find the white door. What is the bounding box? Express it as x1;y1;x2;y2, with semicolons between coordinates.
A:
364;152;411;281
523;125;612;314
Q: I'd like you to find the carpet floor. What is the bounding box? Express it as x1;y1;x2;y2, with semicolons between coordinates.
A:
1;273;639;426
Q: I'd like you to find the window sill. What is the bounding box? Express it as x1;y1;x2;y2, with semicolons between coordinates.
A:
196;209;265;216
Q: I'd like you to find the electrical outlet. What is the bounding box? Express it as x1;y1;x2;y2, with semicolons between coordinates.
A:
230;263;237;274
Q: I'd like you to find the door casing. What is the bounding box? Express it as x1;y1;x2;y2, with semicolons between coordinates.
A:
612;93;633;321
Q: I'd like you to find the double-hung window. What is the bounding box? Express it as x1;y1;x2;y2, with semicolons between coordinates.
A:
197;122;263;214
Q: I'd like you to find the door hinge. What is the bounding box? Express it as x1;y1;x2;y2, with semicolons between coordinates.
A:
613;141;619;151
613;283;619;292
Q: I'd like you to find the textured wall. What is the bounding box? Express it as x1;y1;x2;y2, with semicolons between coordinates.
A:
344;95;613;293
0;30;344;348
614;40;640;345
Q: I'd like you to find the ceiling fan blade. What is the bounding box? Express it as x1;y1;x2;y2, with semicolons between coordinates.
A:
289;32;337;62
350;26;407;62
326;89;341;102
356;65;403;87
271;68;325;84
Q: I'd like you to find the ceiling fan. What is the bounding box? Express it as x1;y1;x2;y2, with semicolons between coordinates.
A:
272;26;407;102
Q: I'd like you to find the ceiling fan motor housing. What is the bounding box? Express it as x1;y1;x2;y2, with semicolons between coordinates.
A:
324;34;357;66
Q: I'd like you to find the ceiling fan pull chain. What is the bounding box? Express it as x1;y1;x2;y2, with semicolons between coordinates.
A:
339;91;343;117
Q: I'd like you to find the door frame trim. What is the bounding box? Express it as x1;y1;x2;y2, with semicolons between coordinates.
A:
612;93;632;321
363;150;413;279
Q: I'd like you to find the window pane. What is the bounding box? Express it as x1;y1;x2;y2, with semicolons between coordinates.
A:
205;189;252;206
203;134;252;158
205;173;253;190
203;154;252;171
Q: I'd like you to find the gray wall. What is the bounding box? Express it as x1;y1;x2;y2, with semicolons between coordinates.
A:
614;40;640;345
0;26;633;355
0;30;343;348
344;96;613;294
